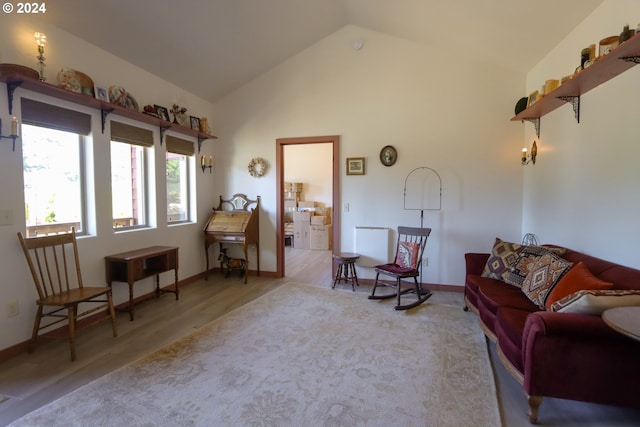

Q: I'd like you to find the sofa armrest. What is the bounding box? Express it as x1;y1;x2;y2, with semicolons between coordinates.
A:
465;253;490;277
521;311;640;406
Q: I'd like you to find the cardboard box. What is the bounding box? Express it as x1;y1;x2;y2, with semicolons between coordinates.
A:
284;191;300;201
298;201;317;208
284;200;297;209
284;182;303;192
293;211;311;222
310;225;332;250
293;221;310;249
311;215;327;225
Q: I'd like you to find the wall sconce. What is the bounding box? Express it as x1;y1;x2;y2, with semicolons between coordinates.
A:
201;155;212;173
34;32;47;81
0;116;20;151
522;141;537;165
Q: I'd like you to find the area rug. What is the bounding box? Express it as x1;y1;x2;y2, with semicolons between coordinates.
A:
9;283;501;426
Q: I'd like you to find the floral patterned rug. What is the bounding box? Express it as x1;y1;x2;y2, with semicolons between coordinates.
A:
9;283;500;426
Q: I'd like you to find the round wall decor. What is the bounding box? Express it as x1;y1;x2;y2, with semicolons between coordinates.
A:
379;145;397;166
248;157;267;178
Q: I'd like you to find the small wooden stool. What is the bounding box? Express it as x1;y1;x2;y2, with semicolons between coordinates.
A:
332;252;360;291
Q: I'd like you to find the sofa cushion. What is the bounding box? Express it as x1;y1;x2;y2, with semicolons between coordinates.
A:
495;307;530;373
549;289;640;315
521;250;573;308
481;238;523;282
544;262;614;310
478;280;539;316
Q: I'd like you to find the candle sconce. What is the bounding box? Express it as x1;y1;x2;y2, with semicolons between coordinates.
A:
522;141;537;165
201;155;213;174
0;117;19;151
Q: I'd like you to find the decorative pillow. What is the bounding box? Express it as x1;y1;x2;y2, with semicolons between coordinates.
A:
544;262;613;310
481;238;523;282
505;245;567;288
520;250;573;308
395;241;420;269
550;289;640;315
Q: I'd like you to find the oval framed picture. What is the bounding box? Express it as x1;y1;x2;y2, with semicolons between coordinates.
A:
379;145;397;166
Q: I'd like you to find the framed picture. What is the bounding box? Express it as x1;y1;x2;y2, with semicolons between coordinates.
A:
379;145;397;167
95;87;108;101
155;105;170;122
528;90;540;107
346;157;365;175
190;116;201;131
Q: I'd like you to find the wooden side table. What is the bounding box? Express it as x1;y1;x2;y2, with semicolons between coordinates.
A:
602;306;640;342
332;253;360;291
105;246;179;321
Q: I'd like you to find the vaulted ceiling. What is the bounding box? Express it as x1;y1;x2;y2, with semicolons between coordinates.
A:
41;0;604;103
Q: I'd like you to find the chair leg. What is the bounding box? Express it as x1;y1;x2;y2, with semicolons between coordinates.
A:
29;305;43;353
332;263;343;289
396;278;401;307
68;305;77;362
108;291;118;338
369;272;380;297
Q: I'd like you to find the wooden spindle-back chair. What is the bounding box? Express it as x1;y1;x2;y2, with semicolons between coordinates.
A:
368;226;433;310
17;228;117;361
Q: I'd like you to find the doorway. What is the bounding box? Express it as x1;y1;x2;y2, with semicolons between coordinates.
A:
276;136;340;279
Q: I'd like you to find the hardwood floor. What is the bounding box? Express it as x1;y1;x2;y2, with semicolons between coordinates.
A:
1;247;639;426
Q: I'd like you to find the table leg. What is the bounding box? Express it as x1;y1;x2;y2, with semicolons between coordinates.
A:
174;267;179;300
128;282;135;321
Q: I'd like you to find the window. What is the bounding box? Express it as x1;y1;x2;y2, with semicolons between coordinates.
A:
20;98;91;237
165;136;194;223
110;121;153;230
22;125;85;236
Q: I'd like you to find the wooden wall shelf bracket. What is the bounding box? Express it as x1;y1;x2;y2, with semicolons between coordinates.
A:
556;95;580;123
6;81;22;115
523;118;541;138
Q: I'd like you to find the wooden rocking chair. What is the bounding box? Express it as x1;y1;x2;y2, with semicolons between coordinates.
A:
17;228;117;361
368;226;432;310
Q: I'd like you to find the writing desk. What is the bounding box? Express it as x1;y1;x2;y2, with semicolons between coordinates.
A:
105;246;179;321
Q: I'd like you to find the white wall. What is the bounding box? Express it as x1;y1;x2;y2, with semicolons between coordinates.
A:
0;21;219;350
212;25;525;283
284;143;333;206
522;0;640;268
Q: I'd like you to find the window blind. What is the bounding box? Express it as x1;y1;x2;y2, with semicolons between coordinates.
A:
110;121;154;147
21;98;91;135
165;135;195;156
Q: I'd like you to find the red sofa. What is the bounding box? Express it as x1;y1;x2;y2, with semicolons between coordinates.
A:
464;242;640;423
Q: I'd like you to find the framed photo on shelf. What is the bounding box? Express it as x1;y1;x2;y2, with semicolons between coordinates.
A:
155;105;170;122
190;116;201;131
95;87;108;101
346;157;365;175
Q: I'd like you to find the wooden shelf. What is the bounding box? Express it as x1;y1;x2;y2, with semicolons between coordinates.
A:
0;74;217;148
512;33;640;125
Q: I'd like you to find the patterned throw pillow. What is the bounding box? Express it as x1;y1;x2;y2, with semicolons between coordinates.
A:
505;245;567;288
520;250;573;308
544;262;613;310
481;238;523;282
395;241;420;269
550;289;640;315
505;245;548;287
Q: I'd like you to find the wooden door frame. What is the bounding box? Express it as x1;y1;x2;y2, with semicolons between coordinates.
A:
276;135;340;278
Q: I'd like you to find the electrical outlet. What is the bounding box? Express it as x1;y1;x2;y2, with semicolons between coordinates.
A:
6;300;19;318
343;202;349;212
0;209;12;226
422;257;429;267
